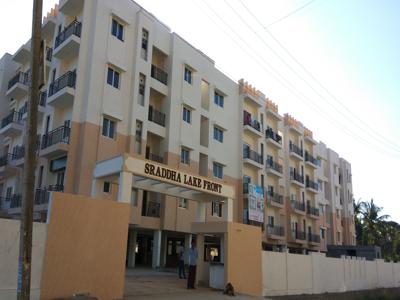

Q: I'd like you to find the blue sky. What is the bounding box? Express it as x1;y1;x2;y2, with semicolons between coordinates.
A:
0;0;399;221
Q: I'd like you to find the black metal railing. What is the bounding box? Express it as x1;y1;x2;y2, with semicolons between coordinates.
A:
243;147;263;164
292;230;306;240
8;72;29;90
55;20;82;48
10;194;22;208
243;111;261;132
265;127;282;144
306;178;319;190
39;91;47;107
1;110;24;129
290;170;304;184
267;225;285;236
305;151;318;165
143;201;161;218
0;153;15;167
151;64;168;85
35;189;50;205
267;191;284;205
308;233;320;243
291;200;305;212
243;182;249;194
48;70;76;97
307;205;320;217
41;125;70;149
148;106;166;127
48;184;64;192
12;145;25;161
289;141;303;157
46;47;53;62
266;158;282;174
146;152;164;164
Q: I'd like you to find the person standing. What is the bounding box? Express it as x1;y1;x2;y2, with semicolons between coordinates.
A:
178;246;186;279
187;240;198;289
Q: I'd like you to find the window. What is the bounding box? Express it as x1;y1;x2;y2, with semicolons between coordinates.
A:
178;198;188;209
267;216;274;227
131;188;138;206
111;19;124;41
5;187;12;201
212;201;222;217
138;73;146;106
213;162;223;179
180;148;190;165
214;91;224;107
107;67;120;89
213;126;223;143
184;67;192;84
103;181;111;193
102;117;116;139
320;228;325;239
337;232;341;242
141;28;149;60
182;106;191;123
335;186;338;196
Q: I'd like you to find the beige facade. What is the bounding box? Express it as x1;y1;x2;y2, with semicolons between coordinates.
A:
0;0;355;271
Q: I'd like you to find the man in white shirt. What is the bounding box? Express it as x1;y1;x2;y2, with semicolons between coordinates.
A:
187;240;198;289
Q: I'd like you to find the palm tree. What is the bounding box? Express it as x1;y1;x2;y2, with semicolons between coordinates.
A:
360;199;390;245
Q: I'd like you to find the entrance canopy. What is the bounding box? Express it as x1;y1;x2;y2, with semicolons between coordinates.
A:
92;154;235;221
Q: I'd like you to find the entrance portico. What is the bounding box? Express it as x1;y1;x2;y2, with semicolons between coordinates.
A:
92;154;235;279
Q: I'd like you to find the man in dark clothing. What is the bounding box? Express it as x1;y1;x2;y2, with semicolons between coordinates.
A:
187;240;198;289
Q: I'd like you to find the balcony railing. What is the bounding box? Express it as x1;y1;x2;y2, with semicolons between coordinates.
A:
55;20;82;49
148;106;166;127
0;153;15;167
306;178;319;190
146;152;164;164
1;110;24;129
266;159;282;173
305;151;318;165
35;189;50;205
243;147;263;164
290;170;304;184
243;111;261;132
39;91;47;107
46;47;53;62
307;205;320;217
267;191;284;205
151;64;168;85
48;184;64;192
265;127;282;144
41;125;70;149
308;233;320;243
10;194;22;208
291;200;305;212
143;201;161;218
48;70;76;97
8;72;29;90
292;230;306;240
12;145;25;161
289;141;303;157
267;225;285;236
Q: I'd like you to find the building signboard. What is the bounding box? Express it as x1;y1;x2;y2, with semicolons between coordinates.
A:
248;184;264;222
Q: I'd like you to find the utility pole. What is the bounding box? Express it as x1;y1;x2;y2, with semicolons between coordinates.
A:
17;0;43;299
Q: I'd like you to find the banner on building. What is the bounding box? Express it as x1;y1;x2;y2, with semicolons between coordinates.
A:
248;183;264;223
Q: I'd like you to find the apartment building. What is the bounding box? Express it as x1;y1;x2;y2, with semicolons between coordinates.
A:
0;0;355;268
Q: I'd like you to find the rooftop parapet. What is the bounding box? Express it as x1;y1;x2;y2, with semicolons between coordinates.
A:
266;99;279;114
284;113;303;131
238;79;266;103
43;4;59;23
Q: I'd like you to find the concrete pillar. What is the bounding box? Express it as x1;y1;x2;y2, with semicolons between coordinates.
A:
152;230;162;269
220;235;224;263
160;232;168;268
127;229;137;268
184;233;192;264
195;233;205;285
196;202;206;222
223;198;233;222
118;171;133;203
90;178;99;198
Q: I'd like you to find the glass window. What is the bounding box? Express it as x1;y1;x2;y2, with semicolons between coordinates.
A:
178;198;188;209
267;216;274;227
102;117;116;139
214;92;224;107
182;106;191;123
213;162;223;179
103;181;111;193
111;19;124;41
212;202;222;217
180;148;190;165
184;67;192;84
107;67;120;89
213;126;223;143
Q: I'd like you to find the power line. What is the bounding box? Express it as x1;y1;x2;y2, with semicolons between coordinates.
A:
195;0;400;160
237;0;400;153
267;0;316;27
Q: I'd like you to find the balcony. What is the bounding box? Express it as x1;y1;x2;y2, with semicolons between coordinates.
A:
0;110;24;137
40;125;70;159
290;170;304;187
148;106;166;127
266;158;283;178
291;200;306;214
151;65;168;86
59;0;84;16
34;189;51;207
291;230;306;243
243;111;263;137
42;14;57;40
266;191;284;208
243;146;263;168
265;127;282;148
266;225;285;239
13;43;30;65
9;194;22;209
47;70;76;108
6;72;29;99
11;145;25;166
307;205;320;219
53;20;82;60
306;178;319;193
145;152;164;164
0;153;19;177
305;151;318;168
289;141;303;160
308;233;321;245
45;47;53;70
142;200;161;218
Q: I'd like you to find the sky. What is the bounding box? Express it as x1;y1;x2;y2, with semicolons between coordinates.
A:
0;0;399;221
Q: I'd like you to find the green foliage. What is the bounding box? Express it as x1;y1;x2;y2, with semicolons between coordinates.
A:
354;199;400;262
